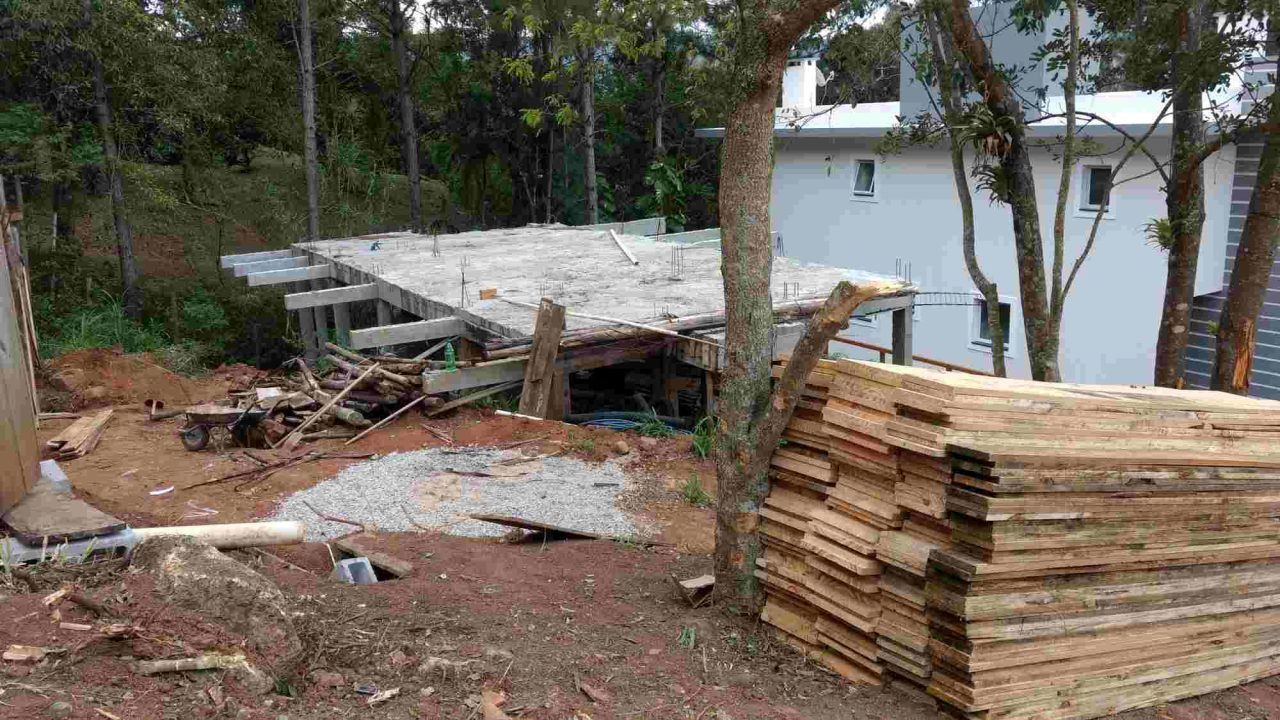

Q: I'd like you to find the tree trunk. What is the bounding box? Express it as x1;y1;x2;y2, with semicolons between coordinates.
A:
546;127;555;223
653;56;666;157
1047;0;1080;354
947;0;1057;381
298;0;321;242
1212;123;1280;392
84;0;141;319
390;0;421;231
925;2;1004;376
1154;0;1210;387
580;52;599;225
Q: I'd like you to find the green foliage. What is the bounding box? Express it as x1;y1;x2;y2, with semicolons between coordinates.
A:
37;291;170;358
636;411;676;438
681;474;711;508
691;416;714;459
1144;218;1174;252
678;625;697;648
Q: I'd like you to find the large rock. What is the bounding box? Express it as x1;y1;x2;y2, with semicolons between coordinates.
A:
130;536;302;666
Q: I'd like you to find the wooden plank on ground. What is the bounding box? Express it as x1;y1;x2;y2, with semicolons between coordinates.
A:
333;534;414;577
1;478;125;544
348;317;465;350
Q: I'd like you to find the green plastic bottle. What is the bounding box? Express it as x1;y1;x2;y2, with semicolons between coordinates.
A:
444;341;457;372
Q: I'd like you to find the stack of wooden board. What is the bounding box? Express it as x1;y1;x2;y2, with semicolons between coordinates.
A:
758;361;839;657
761;358;1280;718
45;409;113;460
928;442;1280;719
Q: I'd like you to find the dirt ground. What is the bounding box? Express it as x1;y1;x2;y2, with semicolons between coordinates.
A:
9;353;1280;719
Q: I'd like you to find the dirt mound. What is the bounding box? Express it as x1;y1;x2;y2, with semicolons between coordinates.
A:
131;535;302;670
44;348;207;409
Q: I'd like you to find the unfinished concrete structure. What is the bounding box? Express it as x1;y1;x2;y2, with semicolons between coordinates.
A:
221;219;916;419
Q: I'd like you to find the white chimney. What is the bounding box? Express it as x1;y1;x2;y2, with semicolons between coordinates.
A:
782;58;823;108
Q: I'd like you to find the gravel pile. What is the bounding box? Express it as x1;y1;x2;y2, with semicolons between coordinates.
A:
270;447;652;541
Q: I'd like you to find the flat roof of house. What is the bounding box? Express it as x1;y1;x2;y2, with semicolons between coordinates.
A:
295;226;909;339
695;91;1231;140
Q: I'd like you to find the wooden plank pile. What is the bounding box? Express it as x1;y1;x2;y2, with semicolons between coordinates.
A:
758;360;837;661
761;358;1280;719
46;409;113;460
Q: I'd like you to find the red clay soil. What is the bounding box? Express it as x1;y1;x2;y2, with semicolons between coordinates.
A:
42;349;240;410
12;354;1280;719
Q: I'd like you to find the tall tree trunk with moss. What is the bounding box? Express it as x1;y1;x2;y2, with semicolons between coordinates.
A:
83;0;141;319
390;0;421;231
947;0;1058;381
1154;0;1210;387
580;50;599;225
714;0;892;613
298;0;321;242
924;2;1004;376
1212;104;1280;392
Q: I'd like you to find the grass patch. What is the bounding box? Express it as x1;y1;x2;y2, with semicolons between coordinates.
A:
681;473;711;508
691;416;715;459
636;411;676;438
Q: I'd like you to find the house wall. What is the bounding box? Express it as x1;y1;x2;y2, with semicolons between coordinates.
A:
771;136;1235;384
0;242;39;513
1186;131;1280;398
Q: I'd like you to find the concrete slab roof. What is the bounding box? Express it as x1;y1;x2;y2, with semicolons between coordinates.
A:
296;226;907;338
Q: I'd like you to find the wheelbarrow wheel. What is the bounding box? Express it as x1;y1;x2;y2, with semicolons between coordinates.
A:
180;424;210;452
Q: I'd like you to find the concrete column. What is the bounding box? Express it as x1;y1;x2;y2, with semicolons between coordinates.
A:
376;300;394;356
310;278;329;351
293;281;317;363
891;303;913;366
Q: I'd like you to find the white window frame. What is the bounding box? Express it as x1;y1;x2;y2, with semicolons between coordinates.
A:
1076;163;1115;219
850;158;879;203
968;293;1018;358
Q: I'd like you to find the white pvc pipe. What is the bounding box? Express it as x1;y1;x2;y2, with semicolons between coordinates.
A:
132;521;305;549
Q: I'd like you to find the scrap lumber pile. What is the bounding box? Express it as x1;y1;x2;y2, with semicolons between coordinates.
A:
46;409;113;459
230;343;444;446
761;358;1280;719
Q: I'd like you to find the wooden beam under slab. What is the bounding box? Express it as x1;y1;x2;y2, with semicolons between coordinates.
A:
347;317;465;350
232;256;307;276
246;264;332;287
284;283;378;310
219;249;294;269
422;338;665;395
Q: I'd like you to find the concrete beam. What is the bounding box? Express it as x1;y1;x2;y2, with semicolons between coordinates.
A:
348;317;466;350
233;256;308;277
246;264;332;287
220;250;294;269
422;339;662;394
661;228;720;244
284;283;378;310
579;216;665;236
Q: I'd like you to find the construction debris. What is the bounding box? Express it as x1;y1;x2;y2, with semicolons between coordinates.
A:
758;358;1280;719
46;408;113;459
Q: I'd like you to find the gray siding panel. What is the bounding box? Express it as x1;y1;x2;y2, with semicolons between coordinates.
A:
1185;129;1280;398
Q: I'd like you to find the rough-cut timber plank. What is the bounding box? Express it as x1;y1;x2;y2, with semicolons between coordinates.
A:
232;256;307;277
423;339;665;394
348;317;465;350
333;534;414;577
219;249;294;268
517;299;566;418
246;264;332;287
284;283;378;310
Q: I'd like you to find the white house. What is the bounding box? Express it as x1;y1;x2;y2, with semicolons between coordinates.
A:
697;12;1252;388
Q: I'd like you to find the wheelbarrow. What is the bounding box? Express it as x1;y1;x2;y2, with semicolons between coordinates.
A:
179;403;270;452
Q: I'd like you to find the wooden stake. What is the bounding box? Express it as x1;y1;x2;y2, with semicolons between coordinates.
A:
517;298;566;418
344;393;430;446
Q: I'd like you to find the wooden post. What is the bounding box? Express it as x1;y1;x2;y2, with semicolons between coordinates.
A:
517;298;566;418
891;303;913;366
703;370;716;416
